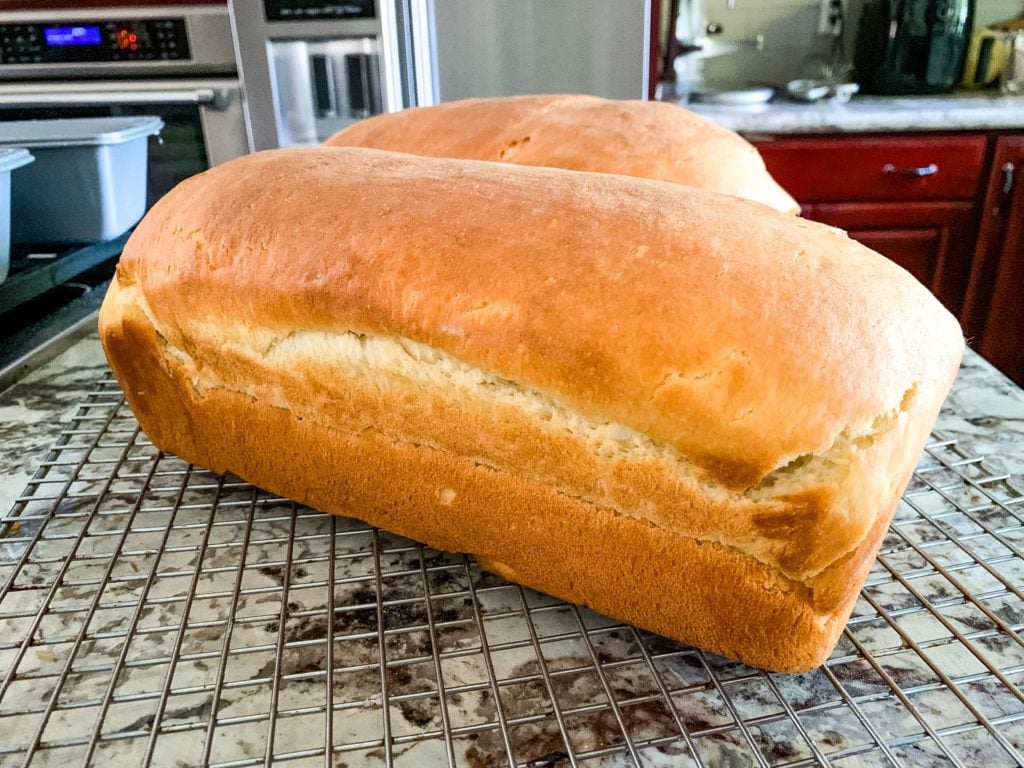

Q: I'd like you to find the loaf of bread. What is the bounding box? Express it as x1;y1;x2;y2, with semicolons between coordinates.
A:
324;94;799;214
99;147;963;672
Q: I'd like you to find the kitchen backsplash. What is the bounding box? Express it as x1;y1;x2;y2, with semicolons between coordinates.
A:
686;0;1024;88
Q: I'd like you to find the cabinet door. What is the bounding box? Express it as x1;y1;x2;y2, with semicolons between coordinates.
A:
802;201;976;316
962;137;1024;385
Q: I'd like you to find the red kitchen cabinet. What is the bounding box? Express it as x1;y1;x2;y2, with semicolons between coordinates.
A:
801;202;977;316
755;131;1024;385
962;137;1024;385
756;134;987;318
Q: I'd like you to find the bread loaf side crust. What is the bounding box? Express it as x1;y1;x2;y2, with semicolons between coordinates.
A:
100;282;910;672
324;94;800;214
119;149;964;495
100;147;965;670
111;301;931;585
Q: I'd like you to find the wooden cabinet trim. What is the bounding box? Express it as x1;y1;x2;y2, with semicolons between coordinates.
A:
963;136;1024;342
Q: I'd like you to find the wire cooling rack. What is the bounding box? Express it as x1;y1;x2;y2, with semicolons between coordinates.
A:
1;375;1024;768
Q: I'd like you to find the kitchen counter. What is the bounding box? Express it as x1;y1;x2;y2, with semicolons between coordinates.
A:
678;93;1024;135
0;336;108;513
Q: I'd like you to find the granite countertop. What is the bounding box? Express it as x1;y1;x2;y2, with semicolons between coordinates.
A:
678;93;1024;135
0;336;109;513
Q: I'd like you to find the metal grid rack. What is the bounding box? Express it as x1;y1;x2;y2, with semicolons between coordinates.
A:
1;374;1024;768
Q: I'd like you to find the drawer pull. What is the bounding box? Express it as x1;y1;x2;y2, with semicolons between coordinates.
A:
1001;162;1016;197
882;163;939;178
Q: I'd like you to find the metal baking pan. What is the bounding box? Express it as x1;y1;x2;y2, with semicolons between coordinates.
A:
0;147;33;283
0;117;163;245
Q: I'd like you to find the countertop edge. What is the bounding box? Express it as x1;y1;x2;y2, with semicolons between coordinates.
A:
676;95;1024;135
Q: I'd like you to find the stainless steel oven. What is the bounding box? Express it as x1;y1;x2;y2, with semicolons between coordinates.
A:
0;3;247;385
0;4;246;205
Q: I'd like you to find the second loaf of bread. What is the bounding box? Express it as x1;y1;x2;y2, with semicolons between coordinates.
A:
99;147;963;671
325;94;799;214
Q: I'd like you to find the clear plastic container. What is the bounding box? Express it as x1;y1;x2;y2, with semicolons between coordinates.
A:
0;147;34;283
0;116;163;245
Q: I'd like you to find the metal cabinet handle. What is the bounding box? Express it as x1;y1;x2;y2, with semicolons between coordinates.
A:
0;89;218;108
1002;161;1016;197
882;163;939;177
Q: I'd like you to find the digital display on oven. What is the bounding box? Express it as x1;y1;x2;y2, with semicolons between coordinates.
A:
263;0;375;22
43;26;102;46
1;18;189;64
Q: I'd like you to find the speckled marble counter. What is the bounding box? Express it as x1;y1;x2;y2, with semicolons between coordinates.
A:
679;94;1024;135
1;334;1023;767
0;336;108;513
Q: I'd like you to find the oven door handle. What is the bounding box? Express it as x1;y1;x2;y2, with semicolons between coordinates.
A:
0;88;234;110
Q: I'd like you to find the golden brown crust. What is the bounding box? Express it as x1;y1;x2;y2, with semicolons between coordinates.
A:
99;286;905;671
100;147;965;670
324;94;800;214
117;148;962;491
99;310;928;585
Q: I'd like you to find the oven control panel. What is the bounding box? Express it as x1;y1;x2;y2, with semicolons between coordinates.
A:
0;19;190;64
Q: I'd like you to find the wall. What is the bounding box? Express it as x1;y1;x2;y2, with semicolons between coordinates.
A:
678;0;1024;88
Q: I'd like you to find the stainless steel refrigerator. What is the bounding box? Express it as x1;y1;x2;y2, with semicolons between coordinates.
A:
228;0;651;151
